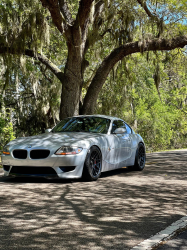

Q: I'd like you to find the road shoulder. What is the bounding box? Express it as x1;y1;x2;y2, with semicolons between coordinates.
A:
131;216;187;250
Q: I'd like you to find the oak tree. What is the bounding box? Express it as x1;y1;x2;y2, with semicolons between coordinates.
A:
0;0;187;120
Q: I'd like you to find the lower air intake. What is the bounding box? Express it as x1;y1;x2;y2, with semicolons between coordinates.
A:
10;166;57;175
3;165;10;172
59;166;76;172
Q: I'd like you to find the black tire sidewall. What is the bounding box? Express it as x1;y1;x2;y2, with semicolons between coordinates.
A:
134;143;146;171
83;146;102;181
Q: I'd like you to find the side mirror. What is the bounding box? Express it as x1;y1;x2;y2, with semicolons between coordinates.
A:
45;128;52;133
114;128;126;134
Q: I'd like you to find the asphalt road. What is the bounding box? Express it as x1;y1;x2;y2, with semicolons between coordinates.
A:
0;150;187;250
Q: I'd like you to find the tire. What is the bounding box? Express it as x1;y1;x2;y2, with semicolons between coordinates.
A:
82;146;102;181
132;143;146;171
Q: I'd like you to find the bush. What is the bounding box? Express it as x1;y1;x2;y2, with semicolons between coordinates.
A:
0;114;15;153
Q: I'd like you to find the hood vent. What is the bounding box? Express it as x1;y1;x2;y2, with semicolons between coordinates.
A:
30;150;50;159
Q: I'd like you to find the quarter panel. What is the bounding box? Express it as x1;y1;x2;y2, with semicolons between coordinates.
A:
125;134;144;166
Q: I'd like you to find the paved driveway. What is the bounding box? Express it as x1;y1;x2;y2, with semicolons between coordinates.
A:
0;150;187;249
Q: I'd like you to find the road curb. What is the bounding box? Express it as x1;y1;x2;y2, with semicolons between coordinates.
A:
131;216;187;250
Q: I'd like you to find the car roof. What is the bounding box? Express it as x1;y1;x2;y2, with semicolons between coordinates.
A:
72;114;120;121
60;115;135;134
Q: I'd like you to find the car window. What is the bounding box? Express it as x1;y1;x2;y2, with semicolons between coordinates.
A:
111;120;132;134
52;117;111;134
111;120;126;133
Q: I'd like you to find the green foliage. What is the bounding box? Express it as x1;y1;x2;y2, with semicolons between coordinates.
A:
133;87;175;151
97;50;187;151
0;110;15;152
0;0;67;136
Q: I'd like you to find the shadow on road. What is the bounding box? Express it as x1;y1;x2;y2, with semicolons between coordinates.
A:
0;150;186;249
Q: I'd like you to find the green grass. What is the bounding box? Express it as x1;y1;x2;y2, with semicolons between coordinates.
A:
146;148;187;153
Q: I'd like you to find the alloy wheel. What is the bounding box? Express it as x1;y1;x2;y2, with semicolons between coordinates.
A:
90;150;101;177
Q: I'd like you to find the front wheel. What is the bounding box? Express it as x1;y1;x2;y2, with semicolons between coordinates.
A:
132;143;146;171
82;146;102;181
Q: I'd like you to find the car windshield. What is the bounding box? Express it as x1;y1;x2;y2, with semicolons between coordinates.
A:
52;117;111;134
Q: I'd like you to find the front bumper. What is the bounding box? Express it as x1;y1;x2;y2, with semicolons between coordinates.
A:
1;148;88;179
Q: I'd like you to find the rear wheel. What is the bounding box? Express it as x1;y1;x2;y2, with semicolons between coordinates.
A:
82;146;102;181
132;143;146;171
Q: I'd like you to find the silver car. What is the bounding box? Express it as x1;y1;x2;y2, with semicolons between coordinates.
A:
2;115;146;181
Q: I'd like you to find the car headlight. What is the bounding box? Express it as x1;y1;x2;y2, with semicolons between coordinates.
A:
55;146;83;155
3;145;10;155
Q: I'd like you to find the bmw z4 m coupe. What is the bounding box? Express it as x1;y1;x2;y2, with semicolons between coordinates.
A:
2;115;146;181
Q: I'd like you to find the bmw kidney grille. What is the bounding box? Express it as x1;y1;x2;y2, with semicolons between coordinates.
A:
30;150;50;159
12;149;50;159
13;150;27;159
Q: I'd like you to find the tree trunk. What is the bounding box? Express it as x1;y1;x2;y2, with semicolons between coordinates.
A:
59;40;83;120
59;74;82;119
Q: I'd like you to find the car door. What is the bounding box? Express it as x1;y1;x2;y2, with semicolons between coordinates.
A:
111;120;132;166
122;122;132;161
103;120;121;167
104;134;121;166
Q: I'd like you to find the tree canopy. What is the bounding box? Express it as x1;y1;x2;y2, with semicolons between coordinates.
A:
0;0;187;151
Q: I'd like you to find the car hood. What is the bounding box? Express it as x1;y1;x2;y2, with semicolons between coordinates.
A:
7;132;103;150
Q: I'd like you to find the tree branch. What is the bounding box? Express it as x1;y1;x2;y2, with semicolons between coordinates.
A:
76;0;94;35
137;0;164;37
58;0;74;25
82;1;105;70
82;35;187;114
84;1;104;53
94;0;104;20
0;46;64;82
136;0;160;21
40;0;64;33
